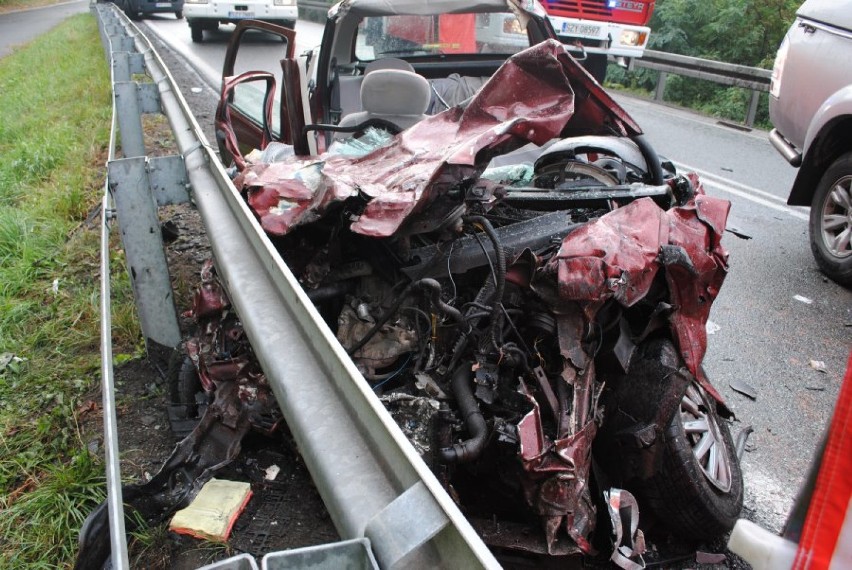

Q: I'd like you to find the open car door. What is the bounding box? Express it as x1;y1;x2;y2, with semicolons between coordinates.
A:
215;20;309;168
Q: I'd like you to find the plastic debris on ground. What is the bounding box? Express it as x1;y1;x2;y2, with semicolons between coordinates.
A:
730;378;758;400
0;352;25;374
170;478;253;542
809;360;828;373
793;294;814;305
264;464;281;481
705;320;721;335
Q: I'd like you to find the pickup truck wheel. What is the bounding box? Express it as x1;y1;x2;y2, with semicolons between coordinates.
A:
810;152;852;286
190;22;203;43
636;382;743;540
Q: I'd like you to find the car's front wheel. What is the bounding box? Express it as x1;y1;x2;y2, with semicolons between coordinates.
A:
175;9;183;18
636;381;744;541
810;152;852;286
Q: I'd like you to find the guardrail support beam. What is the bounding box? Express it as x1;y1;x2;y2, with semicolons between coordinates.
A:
654;71;667;101
107;157;182;353
746;90;761;127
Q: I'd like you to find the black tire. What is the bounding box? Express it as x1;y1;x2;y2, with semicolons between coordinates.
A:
190;22;203;43
121;0;141;20
169;355;203;418
637;382;743;541
809;152;852;286
175;9;183;19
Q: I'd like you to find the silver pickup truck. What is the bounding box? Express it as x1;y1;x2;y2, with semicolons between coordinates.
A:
769;0;852;286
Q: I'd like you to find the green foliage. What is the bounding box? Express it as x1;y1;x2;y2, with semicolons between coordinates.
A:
610;0;801;126
650;0;801;65
0;14;136;569
0;449;106;567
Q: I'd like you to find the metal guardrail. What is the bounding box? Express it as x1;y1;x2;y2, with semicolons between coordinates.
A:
92;4;500;569
634;49;772;127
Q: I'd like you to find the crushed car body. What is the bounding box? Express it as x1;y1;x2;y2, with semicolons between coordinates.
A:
208;26;743;562
79;1;744;567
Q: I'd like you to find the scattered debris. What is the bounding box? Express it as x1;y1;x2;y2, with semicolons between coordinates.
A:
806;385;826;392
606;489;646;570
191;87;203;93
735;425;754;460
0;353;25;374
170;478;253;541
264;465;281;481
51;278;60;295
730;378;758;400
793;294;813;305
725;226;752;239
809;360;827;373
705;320;721;335
696;551;727;564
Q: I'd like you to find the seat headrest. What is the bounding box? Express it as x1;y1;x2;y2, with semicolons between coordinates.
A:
360;69;431;117
364;57;415;74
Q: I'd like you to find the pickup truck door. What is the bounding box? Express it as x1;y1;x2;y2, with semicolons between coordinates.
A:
215;20;309;168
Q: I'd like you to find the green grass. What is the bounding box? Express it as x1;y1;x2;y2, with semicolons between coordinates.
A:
0;14;139;568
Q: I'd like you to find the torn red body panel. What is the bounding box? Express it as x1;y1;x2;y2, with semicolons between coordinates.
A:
552;188;730;400
236;39;641;238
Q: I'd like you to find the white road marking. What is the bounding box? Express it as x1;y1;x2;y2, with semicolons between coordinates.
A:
674;161;810;221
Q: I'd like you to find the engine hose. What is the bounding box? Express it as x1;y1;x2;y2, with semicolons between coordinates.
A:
306;281;351;303
632;134;665;186
438;364;488;464
416;278;465;330
463;216;506;349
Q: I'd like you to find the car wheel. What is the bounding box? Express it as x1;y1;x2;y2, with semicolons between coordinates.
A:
637;381;744;541
175;9;183;18
809;152;852;286
168;354;205;433
190;22;203;43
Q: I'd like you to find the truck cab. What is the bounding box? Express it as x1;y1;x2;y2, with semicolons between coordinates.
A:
543;0;656;82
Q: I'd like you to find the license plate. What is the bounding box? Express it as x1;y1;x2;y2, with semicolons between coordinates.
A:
561;22;601;37
228;11;254;18
155;2;171;6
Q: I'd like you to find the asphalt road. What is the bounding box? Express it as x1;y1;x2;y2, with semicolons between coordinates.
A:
5;2;851;551
0;0;90;57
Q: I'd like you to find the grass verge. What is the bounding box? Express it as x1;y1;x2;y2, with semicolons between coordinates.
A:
0;13;139;567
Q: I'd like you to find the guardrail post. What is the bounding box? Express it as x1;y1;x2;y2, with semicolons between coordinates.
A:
110;61;183;367
654;71;667;101
746;90;760;127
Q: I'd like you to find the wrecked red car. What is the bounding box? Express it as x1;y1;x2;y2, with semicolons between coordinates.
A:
195;0;743;565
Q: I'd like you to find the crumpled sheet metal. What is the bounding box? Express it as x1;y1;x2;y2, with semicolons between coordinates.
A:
236;39;641;238
552;185;730;391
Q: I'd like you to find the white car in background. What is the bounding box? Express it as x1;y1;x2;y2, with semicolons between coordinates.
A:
768;0;852;286
183;0;297;43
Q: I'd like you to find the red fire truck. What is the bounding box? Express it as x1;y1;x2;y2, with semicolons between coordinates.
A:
542;0;656;81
